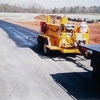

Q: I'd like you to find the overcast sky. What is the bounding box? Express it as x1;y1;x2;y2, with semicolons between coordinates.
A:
0;0;100;8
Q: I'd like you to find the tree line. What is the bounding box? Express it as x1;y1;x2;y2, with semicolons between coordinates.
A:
0;4;100;13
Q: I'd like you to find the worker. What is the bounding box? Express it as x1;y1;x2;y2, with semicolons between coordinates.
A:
80;22;88;34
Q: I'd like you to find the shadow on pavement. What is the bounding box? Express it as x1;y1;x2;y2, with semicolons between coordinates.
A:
31;47;90;71
51;72;100;100
30;46;51;59
0;20;38;48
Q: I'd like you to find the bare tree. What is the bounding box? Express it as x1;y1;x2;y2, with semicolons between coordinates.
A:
0;3;100;13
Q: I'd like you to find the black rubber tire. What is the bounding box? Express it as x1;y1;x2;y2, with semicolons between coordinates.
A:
38;38;43;51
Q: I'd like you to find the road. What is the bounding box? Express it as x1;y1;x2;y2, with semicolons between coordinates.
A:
0;20;98;100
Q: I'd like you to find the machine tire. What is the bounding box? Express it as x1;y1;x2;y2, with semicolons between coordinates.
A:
43;40;50;55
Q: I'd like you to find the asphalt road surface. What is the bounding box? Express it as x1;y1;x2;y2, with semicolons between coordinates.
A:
0;20;99;100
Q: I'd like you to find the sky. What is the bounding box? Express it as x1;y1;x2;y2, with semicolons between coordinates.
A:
0;0;100;8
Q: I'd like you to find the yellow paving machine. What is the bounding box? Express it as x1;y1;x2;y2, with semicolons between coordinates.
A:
37;15;90;55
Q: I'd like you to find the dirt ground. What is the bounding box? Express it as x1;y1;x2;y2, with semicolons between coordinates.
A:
4;14;100;44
